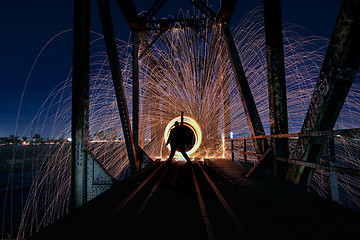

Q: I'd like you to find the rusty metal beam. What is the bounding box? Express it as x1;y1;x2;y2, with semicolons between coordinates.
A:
263;0;289;178
71;0;91;209
221;23;268;153
287;0;360;185
97;0;138;174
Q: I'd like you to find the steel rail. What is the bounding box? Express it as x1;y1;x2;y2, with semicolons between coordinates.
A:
120;164;170;238
195;160;252;240
190;165;216;240
87;161;168;237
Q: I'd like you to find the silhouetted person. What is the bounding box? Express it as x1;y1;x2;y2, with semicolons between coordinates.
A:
166;121;192;164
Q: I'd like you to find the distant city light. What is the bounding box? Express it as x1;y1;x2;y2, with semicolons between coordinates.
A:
67;137;72;142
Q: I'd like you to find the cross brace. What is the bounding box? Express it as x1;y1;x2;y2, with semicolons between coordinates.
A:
287;0;360;185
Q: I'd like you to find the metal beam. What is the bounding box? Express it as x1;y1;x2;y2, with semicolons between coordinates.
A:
287;0;360;185
116;0;142;30
276;157;360;177
216;0;237;24
71;0;91;209
188;0;216;19
221;23;268;153
97;0;138;175
230;127;360;140
263;0;289;178
142;0;168;22
132;30;140;163
139;29;166;60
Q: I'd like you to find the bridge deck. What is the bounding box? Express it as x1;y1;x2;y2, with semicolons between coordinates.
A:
30;159;360;240
207;158;360;238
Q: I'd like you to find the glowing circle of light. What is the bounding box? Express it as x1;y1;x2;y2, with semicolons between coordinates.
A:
164;116;202;157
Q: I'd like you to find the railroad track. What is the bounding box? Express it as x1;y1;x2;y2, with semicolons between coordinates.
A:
88;159;252;240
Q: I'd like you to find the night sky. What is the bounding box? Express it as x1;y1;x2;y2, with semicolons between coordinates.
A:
0;0;341;137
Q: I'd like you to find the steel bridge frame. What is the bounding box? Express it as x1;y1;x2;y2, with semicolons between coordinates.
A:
71;0;360;208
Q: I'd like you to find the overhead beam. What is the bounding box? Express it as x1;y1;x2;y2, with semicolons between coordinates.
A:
71;0;91;209
216;0;237;24
287;0;360;185
263;0;289;178
97;0;139;175
142;0;168;22
221;23;268;154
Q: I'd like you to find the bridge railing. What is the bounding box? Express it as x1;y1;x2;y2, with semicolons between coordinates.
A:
229;128;360;205
229;128;360;176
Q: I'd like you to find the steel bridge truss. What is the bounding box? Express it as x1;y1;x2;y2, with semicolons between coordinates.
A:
71;0;360;208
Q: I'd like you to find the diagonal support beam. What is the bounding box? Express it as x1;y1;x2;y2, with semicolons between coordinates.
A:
132;30;140;164
263;0;289;178
139;30;166;60
287;0;360;185
142;0;168;22
97;0;138;175
216;0;237;24
116;0;142;30
221;23;268;154
188;0;216;19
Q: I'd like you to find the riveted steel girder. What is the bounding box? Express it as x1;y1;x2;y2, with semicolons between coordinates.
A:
71;0;91;210
263;0;289;177
287;0;360;185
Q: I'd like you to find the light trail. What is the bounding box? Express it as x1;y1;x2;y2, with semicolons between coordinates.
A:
164;116;202;158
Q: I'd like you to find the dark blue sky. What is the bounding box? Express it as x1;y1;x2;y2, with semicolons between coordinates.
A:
0;0;341;137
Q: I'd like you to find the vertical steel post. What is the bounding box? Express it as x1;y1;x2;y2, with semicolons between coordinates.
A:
97;0;138;174
132;30;139;160
71;0;91;209
327;136;339;202
263;0;289;178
